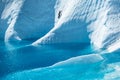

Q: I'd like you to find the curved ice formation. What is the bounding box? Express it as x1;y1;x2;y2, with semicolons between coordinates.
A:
3;54;104;80
0;0;120;79
3;54;120;80
52;54;103;67
32;0;93;45
0;0;55;44
1;0;24;42
32;0;120;53
0;0;120;51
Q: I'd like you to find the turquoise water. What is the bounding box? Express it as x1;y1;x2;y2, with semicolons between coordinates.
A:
0;41;120;80
0;41;91;77
0;0;120;79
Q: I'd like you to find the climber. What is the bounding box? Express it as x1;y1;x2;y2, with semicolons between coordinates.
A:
58;10;62;19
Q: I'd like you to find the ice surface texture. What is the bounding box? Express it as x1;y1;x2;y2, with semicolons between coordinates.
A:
0;0;120;80
0;0;120;52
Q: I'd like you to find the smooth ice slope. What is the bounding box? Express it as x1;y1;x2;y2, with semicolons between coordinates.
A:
3;54;104;80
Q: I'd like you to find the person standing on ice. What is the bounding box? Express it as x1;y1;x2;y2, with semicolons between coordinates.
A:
58;10;62;19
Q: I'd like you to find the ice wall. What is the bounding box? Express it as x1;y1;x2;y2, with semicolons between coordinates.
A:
33;0;120;53
89;0;120;52
0;0;120;52
0;0;55;42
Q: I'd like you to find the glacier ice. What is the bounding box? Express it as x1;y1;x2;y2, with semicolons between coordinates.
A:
3;54;120;80
0;0;120;79
0;0;120;52
3;54;104;80
0;0;55;43
32;0;120;53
